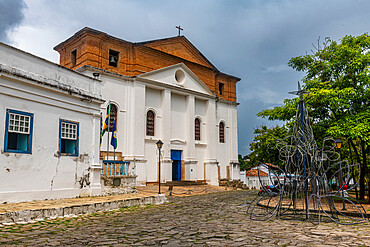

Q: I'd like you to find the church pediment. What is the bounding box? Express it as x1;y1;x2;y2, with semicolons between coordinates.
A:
138;63;216;97
139;36;216;69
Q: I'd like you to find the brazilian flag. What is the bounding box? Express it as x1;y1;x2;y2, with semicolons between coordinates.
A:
100;109;110;146
110;119;117;149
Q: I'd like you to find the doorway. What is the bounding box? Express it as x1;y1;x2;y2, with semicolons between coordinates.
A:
171;150;182;181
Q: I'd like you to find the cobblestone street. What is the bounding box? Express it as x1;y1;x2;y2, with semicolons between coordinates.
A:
0;190;369;246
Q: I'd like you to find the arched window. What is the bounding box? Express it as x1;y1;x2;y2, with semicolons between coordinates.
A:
219;122;225;143
107;104;118;132
195;118;201;141
146;110;155;136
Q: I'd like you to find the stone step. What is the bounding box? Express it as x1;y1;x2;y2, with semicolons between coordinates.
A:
162;181;207;186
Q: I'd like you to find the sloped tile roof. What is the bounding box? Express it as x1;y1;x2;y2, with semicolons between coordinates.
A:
245;169;268;177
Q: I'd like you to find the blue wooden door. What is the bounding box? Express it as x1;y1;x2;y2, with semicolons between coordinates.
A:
171;150;182;181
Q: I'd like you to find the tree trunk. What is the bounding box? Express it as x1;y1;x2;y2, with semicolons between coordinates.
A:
349;139;365;200
348;140;358;199
353;173;359;199
361;141;369;203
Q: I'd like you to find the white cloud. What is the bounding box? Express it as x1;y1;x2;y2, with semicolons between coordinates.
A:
263;64;291;73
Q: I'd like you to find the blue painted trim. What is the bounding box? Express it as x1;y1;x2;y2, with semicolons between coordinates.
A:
58;119;79;157
103;160;129;164
102;160;129;176
4;109;34;154
171;150;182;161
171;150;182;181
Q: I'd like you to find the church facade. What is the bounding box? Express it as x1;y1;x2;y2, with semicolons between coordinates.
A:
54;27;240;185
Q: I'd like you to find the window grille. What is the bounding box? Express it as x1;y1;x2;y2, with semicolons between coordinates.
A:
107;104;117;132
61;122;77;140
195;118;201;141
8;113;30;134
146;110;155;136
219;122;225;143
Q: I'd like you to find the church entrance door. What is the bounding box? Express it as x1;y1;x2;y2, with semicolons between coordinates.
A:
171;150;182;181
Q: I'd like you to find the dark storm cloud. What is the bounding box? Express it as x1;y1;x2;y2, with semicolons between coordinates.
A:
10;0;370;155
0;0;26;42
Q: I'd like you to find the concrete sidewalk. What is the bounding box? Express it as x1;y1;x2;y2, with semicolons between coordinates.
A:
0;185;233;225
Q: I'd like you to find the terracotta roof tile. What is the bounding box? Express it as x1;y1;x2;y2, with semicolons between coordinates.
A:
245;169;268;177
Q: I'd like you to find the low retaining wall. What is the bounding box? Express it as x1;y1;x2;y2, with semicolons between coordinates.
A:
101;175;137;195
0;194;167;224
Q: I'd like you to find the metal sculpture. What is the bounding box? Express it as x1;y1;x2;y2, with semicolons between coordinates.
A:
247;83;368;225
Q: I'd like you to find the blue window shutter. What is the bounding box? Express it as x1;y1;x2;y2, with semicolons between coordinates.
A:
59;119;79;156
17;134;28;151
4;109;33;154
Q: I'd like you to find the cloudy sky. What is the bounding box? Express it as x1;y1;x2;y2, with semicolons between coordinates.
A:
1;0;369;155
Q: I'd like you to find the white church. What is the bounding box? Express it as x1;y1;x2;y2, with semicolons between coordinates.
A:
78;62;239;186
0;27;241;203
54;27;241;186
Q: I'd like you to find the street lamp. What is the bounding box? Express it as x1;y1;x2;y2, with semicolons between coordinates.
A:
334;138;346;210
334;139;342;149
156;140;163;194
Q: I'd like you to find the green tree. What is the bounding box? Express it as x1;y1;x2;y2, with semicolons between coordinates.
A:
238;154;250;171
259;34;370;199
248;125;289;169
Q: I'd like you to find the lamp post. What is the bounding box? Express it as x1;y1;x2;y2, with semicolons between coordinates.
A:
334;139;342;150
335;138;346;210
156;140;163;194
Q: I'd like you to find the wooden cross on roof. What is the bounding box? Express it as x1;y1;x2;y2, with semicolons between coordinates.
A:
176;26;183;36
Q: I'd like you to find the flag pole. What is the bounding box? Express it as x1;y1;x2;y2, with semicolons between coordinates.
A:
106;101;111;160
111;119;117;161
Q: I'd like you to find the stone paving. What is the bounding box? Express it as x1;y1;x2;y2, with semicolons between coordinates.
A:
0;190;369;246
0;185;232;214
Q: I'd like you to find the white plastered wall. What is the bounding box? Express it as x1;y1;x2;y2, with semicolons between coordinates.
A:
0;43;103;203
0;77;102;203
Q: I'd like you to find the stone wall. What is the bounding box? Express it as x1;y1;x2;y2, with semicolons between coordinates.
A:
101;176;137;195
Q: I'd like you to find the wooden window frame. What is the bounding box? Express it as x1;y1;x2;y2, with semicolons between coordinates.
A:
195;118;201;141
146;110;155;136
107;104;118;132
219;121;225;143
59;119;79;156
4;109;34;154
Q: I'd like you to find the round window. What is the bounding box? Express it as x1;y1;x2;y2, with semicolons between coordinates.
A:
175;70;185;84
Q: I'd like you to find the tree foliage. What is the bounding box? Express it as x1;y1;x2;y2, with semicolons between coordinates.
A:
258;34;370;199
247;125;289;169
238;154;251;171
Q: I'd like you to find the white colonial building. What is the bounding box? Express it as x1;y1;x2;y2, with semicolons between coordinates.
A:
0;42;104;203
78;63;240;186
53;27;241;187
